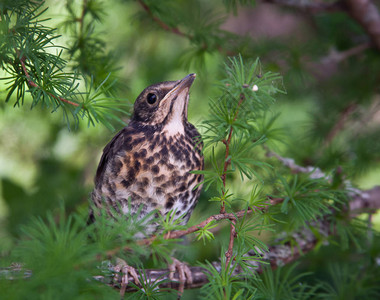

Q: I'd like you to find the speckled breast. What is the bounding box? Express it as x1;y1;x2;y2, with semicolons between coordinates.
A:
94;124;204;228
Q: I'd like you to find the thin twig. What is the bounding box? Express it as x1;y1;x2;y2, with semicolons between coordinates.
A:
264;0;345;13
346;0;380;50
102;185;379;291
324;102;358;147
220;92;246;214
79;0;88;36
19;56;80;107
105;207;266;257
225;219;236;268
137;0;191;39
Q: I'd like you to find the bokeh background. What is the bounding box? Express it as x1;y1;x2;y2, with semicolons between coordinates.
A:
1;0;380;259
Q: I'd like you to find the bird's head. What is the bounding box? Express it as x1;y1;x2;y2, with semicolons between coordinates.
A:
131;74;196;133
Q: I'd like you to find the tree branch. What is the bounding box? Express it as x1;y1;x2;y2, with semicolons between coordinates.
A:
3;186;378;292
101;185;380;292
346;0;380;50
263;0;345;13
265;0;380;51
137;0;191;39
18;55;80;107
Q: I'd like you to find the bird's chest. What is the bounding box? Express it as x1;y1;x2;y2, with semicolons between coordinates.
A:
111;131;203;218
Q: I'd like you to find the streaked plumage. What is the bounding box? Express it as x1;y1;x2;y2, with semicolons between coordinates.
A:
91;74;203;232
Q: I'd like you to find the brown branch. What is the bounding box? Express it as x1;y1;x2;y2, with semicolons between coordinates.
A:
311;43;371;80
266;0;380;51
264;0;345;13
79;0;87;36
3;186;379;292
105;208;266;257
346;0;380;50
220;92;246;214
225;219;236;268
99;185;380;292
136;0;237;56
137;0;191;39
265;146;327;179
324;102;358;147
19;56;80;107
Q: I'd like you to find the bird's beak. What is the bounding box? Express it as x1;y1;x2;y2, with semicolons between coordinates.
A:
176;73;196;91
163;73;196;101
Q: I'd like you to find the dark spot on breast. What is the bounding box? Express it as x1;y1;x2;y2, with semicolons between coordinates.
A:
107;185;116;196
160;145;169;157
142;163;149;171
139;148;147;158
129;191;141;202
165;197;175;209
121;179;132;189
146;156;154;164
188;175;196;186
133;152;140;159
158;159;167;167
153;152;160;160
149;141;157;151
137;177;149;188
177;184;186;192
123;155;131;166
155;187;164;196
152;165;160;174
154;174;166;182
170;171;179;183
173;148;183;160
132;137;145;146
134;160;141;173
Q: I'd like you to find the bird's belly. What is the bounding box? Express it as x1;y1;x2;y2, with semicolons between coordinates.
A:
110;135;203;224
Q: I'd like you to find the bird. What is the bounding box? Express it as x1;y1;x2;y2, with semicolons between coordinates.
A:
90;73;204;294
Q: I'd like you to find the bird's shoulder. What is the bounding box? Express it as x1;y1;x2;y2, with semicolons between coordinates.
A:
95;125;148;185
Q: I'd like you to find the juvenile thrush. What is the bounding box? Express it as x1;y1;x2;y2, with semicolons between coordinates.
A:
91;73;203;233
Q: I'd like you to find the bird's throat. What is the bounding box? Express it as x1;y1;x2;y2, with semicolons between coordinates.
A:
163;89;188;136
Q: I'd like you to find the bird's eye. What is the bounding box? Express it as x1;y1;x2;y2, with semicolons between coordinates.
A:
147;93;157;105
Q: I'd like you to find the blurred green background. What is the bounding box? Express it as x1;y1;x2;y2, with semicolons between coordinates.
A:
1;0;380;253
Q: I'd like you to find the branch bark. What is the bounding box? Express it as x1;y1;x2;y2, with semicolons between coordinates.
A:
346;0;380;50
101;185;380;292
2;185;379;291
264;0;345;13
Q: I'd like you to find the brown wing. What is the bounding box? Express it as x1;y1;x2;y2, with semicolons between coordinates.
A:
94;127;128;187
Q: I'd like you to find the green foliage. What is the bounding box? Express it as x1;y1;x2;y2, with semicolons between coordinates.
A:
0;0;129;130
195;221;218;244
271;174;343;229
316;263;380;300
200;255;257;299
1;0;380;299
252;264;318;300
128;268;176;299
1;209;116;300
